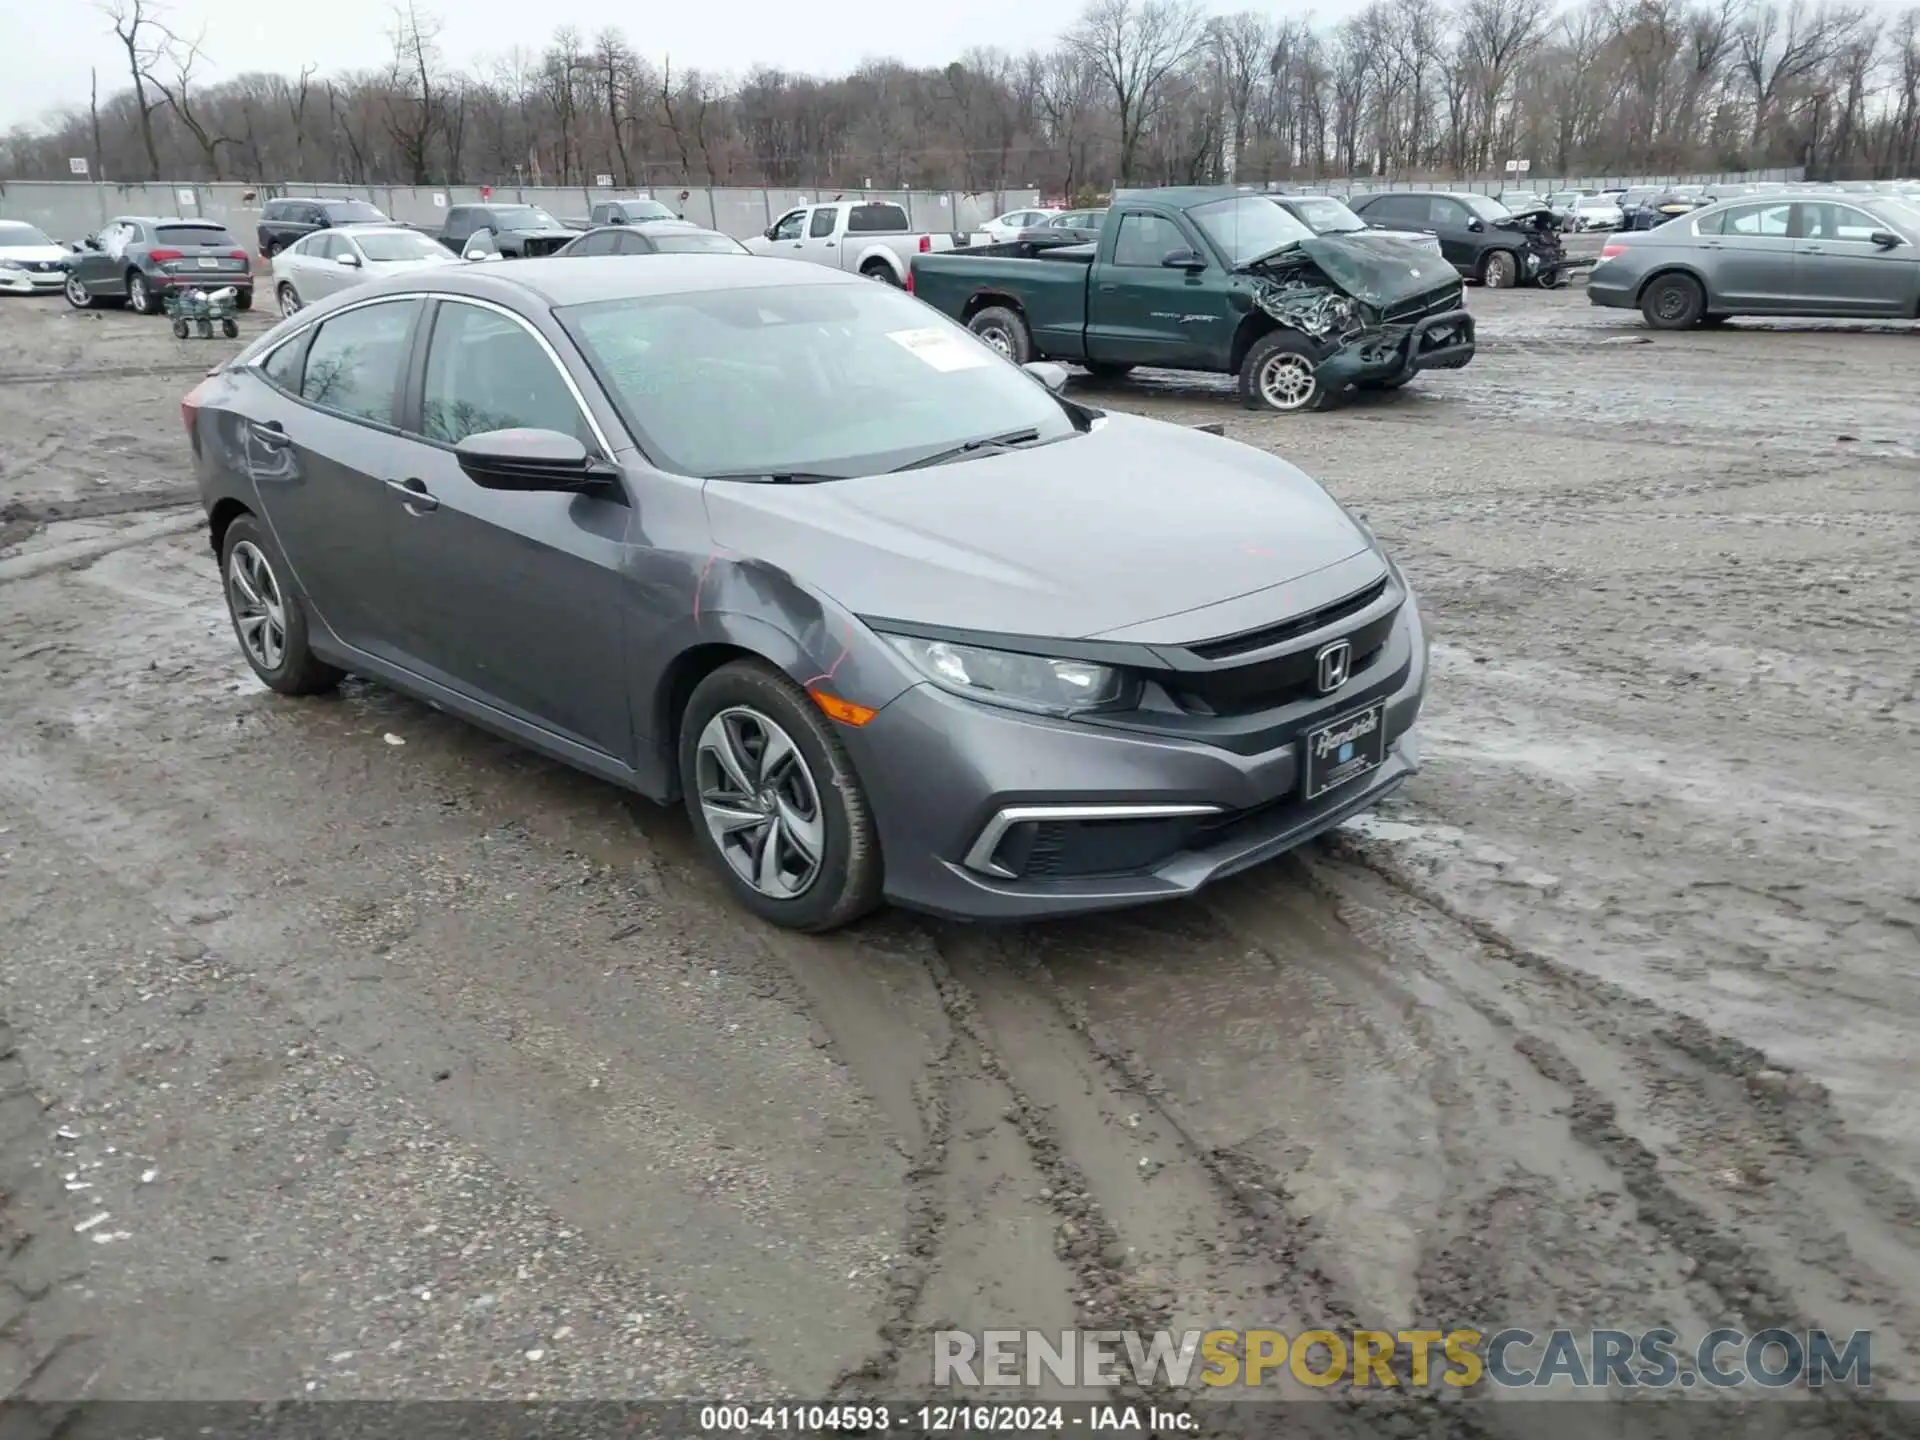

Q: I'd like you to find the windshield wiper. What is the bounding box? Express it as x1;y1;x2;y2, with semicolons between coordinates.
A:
703;471;848;484
888;428;1044;473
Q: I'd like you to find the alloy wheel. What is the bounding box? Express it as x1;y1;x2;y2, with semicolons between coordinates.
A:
227;539;288;672
129;274;149;312
694;707;825;900
1258;352;1317;411
64;275;88;307
279;285;301;317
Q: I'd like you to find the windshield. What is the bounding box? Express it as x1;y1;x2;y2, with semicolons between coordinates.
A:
0;222;54;247
1872;197;1920;233
620;200;676;221
323;201;386;223
1459;194;1512;220
1189;196;1314;265
1284;197;1365;234
496;208;561;231
562;282;1075;479
357;230;447;261
650;231;748;254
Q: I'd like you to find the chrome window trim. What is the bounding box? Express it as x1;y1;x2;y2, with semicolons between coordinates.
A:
247;290;616;456
962;803;1223;880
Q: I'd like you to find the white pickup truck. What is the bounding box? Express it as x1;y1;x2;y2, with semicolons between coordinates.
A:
741;200;982;285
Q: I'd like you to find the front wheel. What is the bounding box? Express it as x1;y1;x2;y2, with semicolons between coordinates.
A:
678;660;883;932
1641;272;1705;330
1481;250;1518;289
1239;330;1336;413
220;516;344;697
968;305;1032;364
64;274;96;309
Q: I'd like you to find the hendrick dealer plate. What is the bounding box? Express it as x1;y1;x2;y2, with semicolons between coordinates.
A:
1303;700;1386;801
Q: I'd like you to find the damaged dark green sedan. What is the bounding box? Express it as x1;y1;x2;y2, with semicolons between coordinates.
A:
906;187;1474;412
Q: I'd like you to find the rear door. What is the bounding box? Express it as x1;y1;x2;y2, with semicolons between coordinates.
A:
805;205;842;267
1706;201;1796;309
385;297;633;757
1791;201;1913;317
241;297;423;658
1086;209;1216;367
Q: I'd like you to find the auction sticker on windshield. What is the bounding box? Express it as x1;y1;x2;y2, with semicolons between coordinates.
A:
1304;701;1386;800
888;327;993;372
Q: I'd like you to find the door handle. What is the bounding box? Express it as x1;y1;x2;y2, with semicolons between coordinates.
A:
1099;283;1118;292
1801;245;1825;254
250;421;290;450
386;477;439;512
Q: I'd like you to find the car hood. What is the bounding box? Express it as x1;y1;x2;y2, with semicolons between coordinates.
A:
0;243;69;264
1494;207;1559;232
1259;233;1458;308
701;413;1373;642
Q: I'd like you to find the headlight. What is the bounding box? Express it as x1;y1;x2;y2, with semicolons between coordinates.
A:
882;634;1128;716
0;260;23;272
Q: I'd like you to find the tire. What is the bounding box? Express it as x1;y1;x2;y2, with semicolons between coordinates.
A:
1239;330;1336;413
221;317;239;338
1081;361;1135;380
63;274;96;309
233;287;252;312
968;305;1032;363
1640;272;1705;330
860;261;902;286
260;241;278;260
171;318;189;339
678;660;883;932
127;270;156;315
1480;250;1519;289
278;283;302;318
219;515;344;697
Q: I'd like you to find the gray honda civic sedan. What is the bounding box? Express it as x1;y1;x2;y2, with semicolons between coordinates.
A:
184;256;1428;930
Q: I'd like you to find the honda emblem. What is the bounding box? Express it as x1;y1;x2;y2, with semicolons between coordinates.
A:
1315;640;1352;695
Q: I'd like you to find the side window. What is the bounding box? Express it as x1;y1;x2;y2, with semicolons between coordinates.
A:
615;231;655;254
1727;203;1790;237
259;329;312;393
311;233;339;260
444;208;474;241
770;210;805;241
808;208;837;239
264;201;287;221
1429;198;1467;227
569;230;614;257
299;299;420;427
1111;213;1182;266
1800;202;1880;241
417;302;592;449
589;205;609;225
1694;208;1726;236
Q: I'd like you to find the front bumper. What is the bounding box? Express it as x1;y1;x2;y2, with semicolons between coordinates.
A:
0;267;67;293
849;601;1429;921
1327;309;1475;386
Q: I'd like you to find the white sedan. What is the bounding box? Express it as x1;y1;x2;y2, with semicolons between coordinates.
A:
978;207;1061;242
0;219;73;294
270;225;459;316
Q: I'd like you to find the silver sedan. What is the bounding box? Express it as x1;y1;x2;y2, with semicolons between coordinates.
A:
271;225;459;316
1587;194;1920;328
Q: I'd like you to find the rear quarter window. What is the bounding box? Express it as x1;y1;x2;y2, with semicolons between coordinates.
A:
847;204;909;234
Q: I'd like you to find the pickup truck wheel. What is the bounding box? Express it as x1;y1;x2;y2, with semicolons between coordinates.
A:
860;261;902;286
968;306;1032;364
1481;250;1519;288
1240;331;1334;413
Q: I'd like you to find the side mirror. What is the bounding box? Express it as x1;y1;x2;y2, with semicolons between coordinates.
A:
337;252;362;268
1161;247;1205;270
1466;218;1485;232
1022;360;1069;393
762;227;777;241
1870;230;1904;249
462;228;500;261
85;237;101;250
455;429;616;493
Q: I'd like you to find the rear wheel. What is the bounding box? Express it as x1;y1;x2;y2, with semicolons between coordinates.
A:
233;287;252;312
968;305;1032;364
1641;272;1705;330
127;271;156;315
860;261;901;286
1240;330;1336;413
678;660;883;932
278;283;302;318
219;516;344;697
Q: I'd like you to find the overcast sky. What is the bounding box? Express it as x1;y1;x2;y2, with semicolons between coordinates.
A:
1;0;1297;132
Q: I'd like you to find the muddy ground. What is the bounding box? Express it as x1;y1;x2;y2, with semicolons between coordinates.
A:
0;284;1915;1425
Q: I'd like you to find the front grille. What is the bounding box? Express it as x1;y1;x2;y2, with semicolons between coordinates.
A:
1381;286;1461;325
1162;603;1397;717
1191;578;1388;660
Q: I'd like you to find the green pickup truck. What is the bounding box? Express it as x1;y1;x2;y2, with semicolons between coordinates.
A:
907;187;1475;413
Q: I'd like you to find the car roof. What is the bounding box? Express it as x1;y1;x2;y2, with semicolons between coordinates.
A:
347;252;834;308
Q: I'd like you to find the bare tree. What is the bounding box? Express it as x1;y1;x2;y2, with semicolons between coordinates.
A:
100;0;166;179
1069;0;1206;181
143;30;233;178
1738;0;1864;145
383;1;444;183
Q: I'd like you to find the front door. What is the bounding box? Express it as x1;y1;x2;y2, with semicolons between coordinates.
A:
74;221;136;296
1792;201;1915;317
243;297;423;659
1086;210;1223;367
385;297;633;760
1422;197;1483;272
